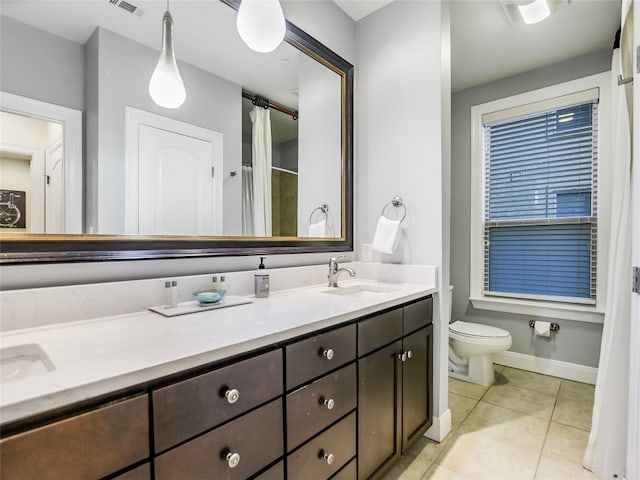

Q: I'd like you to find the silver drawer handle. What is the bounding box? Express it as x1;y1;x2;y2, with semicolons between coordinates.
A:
323;452;335;465
226;452;240;468
407;350;413;359
323;398;335;410
322;348;334;360
397;352;407;362
225;388;240;404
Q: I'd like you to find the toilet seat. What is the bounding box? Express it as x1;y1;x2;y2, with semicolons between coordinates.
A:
449;321;510;339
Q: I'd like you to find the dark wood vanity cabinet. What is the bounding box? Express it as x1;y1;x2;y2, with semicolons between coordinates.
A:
0;395;149;480
2;295;433;480
358;297;434;480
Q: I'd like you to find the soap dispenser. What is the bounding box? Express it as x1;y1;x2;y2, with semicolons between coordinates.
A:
255;257;269;297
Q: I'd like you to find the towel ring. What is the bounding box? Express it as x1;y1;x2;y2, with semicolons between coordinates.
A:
381;196;407;223
309;204;329;223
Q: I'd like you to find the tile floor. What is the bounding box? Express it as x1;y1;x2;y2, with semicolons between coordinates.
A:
382;365;597;480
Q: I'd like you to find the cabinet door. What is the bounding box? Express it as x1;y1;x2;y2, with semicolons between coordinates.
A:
402;325;433;452
358;340;402;480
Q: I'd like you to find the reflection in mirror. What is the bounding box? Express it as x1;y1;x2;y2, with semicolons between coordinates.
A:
0;0;353;263
0;111;63;233
242;94;299;237
0;0;344;239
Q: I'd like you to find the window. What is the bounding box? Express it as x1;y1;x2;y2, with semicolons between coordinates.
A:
470;74;609;322
484;100;597;302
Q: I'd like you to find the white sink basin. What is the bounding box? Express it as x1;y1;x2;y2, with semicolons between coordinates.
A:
323;284;398;298
0;343;55;383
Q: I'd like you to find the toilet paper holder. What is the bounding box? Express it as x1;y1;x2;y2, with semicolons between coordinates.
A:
529;320;560;332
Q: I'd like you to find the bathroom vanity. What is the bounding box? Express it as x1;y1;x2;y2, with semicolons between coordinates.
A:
0;278;434;480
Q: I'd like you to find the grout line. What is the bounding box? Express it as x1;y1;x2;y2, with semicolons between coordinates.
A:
533;390;560;479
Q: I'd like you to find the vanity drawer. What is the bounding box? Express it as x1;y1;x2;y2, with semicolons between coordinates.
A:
0;395;149;480
358;308;403;356
113;463;151;480
286;362;357;451
153;348;282;452
403;296;433;335
287;411;356;480
154;398;283;480
332;458;357;480
254;460;284;480
286;323;356;390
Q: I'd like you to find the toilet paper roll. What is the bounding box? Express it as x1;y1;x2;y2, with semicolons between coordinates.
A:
534;320;551;337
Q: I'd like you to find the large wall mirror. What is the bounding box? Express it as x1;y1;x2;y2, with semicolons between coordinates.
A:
0;0;353;263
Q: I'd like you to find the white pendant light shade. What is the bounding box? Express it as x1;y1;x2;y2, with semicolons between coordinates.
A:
237;0;286;53
149;11;186;109
518;0;551;24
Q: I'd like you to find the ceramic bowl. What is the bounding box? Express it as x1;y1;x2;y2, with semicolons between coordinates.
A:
193;289;227;305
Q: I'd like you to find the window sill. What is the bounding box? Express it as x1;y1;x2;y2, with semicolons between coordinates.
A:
469;296;604;324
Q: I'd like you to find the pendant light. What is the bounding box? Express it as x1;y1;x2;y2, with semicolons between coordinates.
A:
236;0;286;53
148;1;186;109
517;0;551;24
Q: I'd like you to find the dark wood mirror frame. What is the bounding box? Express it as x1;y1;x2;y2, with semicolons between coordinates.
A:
0;8;353;265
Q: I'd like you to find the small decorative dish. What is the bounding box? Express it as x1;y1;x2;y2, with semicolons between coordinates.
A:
193;289;227;305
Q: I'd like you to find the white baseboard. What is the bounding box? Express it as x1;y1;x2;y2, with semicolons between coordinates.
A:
425;408;452;442
493;351;597;385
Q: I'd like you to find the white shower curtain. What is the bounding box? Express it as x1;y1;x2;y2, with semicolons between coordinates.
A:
250;106;272;237
242;165;254;236
584;2;633;477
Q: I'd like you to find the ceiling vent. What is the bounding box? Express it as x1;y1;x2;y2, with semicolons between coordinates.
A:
108;0;145;18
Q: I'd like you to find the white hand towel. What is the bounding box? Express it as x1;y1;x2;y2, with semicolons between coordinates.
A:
308;219;328;237
372;216;401;254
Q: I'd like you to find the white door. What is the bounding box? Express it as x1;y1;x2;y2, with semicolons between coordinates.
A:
125;107;223;236
138;126;217;236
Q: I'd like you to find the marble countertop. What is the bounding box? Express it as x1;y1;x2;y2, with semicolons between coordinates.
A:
0;279;435;426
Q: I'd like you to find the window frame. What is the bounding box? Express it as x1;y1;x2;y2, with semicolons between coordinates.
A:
469;73;610;323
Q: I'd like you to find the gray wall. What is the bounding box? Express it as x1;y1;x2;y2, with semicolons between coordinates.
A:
450;50;611;368
0;15;84;111
356;0;450;427
86;27;242;235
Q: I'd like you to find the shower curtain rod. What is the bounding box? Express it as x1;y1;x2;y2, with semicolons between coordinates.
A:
242;89;299;120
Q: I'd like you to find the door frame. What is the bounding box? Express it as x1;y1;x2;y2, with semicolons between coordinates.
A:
627;2;639;477
0;91;83;233
124;107;224;235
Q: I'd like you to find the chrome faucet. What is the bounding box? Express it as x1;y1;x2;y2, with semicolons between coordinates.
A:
327;256;356;287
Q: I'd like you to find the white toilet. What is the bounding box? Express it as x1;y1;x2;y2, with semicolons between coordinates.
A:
448;288;512;386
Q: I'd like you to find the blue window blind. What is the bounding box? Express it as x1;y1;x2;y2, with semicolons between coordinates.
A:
483;100;598;302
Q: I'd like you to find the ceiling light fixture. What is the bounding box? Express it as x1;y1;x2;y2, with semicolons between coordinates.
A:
518;0;551;24
236;0;286;53
148;1;186;109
